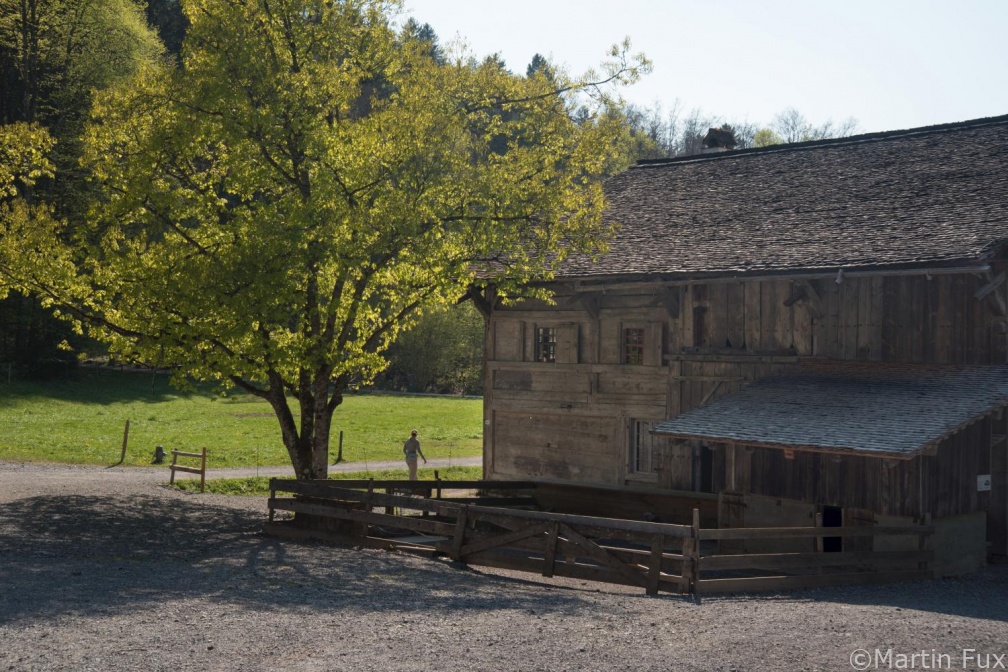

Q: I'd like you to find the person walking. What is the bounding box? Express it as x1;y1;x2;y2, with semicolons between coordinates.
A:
403;429;426;480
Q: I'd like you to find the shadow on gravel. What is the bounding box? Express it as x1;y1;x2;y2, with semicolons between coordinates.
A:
0;494;588;624
698;567;1008;622
797;568;1008;622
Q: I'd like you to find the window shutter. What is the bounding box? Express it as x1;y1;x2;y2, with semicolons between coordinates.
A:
556;323;580;364
643;321;665;366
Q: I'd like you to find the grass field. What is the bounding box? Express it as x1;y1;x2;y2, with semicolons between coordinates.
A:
174;465;484;496
0;368;482;468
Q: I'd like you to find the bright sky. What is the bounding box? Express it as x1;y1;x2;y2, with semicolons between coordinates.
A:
403;0;1008;134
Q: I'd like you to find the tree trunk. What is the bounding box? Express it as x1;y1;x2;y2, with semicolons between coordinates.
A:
266;375;342;480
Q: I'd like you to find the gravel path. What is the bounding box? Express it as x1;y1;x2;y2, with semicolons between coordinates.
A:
1;461;1006;672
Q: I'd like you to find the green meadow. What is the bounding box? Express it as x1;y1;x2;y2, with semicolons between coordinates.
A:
0;368;482;468
174;465;484;496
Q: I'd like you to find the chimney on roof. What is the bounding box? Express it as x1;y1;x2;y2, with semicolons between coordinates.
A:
702;126;738;153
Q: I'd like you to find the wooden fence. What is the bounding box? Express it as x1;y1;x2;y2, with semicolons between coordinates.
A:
264;479;934;597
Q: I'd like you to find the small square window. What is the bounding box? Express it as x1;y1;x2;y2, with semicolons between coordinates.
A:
536;327;557;363
623;327;645;365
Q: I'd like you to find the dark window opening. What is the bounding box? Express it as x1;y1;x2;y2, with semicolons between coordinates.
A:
623;327;645;365
629;419;656;474
536;327;557;363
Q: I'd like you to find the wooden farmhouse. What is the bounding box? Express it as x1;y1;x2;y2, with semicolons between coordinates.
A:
478;114;1008;575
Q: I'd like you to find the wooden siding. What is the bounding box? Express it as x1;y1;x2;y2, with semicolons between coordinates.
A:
491;411;620;484
702;419;991;519
484;266;1008;519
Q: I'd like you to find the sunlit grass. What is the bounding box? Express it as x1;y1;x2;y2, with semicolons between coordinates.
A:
0;368;482;468
173;465;484;496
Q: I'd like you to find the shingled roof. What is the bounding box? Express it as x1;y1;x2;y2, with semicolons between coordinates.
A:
560;115;1008;280
651;362;1008;458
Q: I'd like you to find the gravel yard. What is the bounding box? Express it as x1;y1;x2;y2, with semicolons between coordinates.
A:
1;462;1006;672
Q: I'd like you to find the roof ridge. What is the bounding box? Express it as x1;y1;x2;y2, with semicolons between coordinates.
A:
632;113;1008;169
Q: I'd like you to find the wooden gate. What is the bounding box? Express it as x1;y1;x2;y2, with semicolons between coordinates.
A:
266;479;693;595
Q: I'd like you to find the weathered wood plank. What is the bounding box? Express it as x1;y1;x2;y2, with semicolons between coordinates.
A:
267;499;455;536
701;549;934;572
775;280;793;352
726;282;745;350
697;570;934;595
708;283;729;349
457;521;553;558
647;534;665;595
840;276;859;359
744;281;761;352
558;523;649;588
700;524;933;541
542;522;560;578
760;280;778;351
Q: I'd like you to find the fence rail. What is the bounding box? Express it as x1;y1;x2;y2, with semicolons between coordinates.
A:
265;478;934;597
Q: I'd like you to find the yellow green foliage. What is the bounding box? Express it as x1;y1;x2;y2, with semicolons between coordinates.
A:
5;0;649;476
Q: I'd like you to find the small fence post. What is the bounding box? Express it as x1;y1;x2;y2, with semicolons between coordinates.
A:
199;446;207;493
646;534;664;595
450;505;469;562
169;449;178;486
268;479;276;522
691;508;701;602
117;419;130;465
542;521;560;578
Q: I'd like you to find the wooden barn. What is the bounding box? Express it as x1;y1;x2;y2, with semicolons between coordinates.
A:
479;114;1008;575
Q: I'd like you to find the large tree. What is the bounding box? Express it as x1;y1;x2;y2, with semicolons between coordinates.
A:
2;0;647;478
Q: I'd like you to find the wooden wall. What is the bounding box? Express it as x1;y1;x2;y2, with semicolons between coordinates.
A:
704;418;991;519
668;272;1006;364
483;265;1008;517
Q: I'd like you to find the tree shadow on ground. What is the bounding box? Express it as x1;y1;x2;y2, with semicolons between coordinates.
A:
700;566;1008;621
0;493;594;624
0;367;255;407
6;492;1001;626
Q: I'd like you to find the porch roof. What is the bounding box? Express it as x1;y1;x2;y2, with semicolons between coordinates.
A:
651;362;1008;458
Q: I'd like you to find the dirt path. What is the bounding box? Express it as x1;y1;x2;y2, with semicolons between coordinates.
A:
1;461;1006;671
0;457;482;503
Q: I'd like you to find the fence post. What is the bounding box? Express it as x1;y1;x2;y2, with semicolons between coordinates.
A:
542;521;560;578
450;505;469;562
646;534;664;595
199;446;207;493
691;508;701;601
169;449;178;486
268;479;276;522
117;419;130;465
814;511;824;574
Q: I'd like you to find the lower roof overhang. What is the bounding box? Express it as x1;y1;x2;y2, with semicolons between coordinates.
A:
651;362;1008;460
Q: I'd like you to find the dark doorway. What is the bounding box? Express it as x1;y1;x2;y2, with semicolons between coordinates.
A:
693;445;714;493
822;505;843;552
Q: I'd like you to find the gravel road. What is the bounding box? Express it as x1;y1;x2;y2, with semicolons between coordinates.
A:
1;461;1006;672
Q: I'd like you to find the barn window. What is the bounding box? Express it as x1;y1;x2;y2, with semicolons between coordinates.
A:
535;327;557;363
628;419;656;474
623;327;645;364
